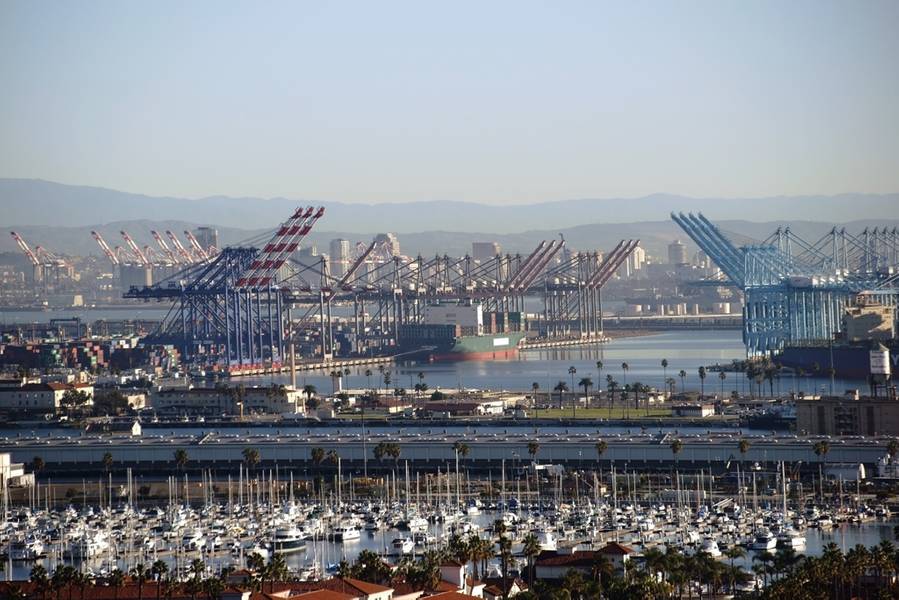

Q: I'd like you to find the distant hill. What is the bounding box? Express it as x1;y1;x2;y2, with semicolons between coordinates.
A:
3;217;898;261
2;178;898;234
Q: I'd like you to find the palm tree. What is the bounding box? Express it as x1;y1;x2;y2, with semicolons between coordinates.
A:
311;447;325;465
32;456;45;479
813;440;830;464
453;441;470;477
174;449;188;472
30;565;49;600
887;439;899;460
527;441;540;462
595;439;608;478
661;358;668;388
151;561;168;600
553;380;568;410
577;376;592;418
621;362;629;388
724;545;746;591
698;366;707;398
302;384;317;408
326;449;340;465
531;382;540;420
522;533;541;586
719;370;727;399
595;439;608;461
131;564;148;600
102;452;113;473
595;360;604;407
591;553;615;590
242;447;260;472
108;569;125;600
568;365;577;400
678;369;687;393
670;438;683;473
71;571;91;600
738;438;751;459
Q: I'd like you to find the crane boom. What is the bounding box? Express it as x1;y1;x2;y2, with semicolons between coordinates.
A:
120;230;150;267
183;230;209;261
151;230;180;264
166;231;194;264
91;231;119;266
9;231;39;266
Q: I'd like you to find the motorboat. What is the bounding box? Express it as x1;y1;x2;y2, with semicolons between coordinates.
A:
751;531;777;552
392;537;415;554
537;530;557;551
777;527;806;549
332;524;361;542
699;538;722;558
272;527;307;554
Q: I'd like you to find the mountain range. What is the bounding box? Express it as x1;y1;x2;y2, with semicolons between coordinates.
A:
1;179;898;258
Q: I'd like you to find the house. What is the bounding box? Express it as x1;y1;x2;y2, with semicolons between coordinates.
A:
0;381;93;414
290;591;357;600
673;403;716;418
0;453;34;488
151;385;304;416
436;562;486;597
283;578;394;600
423;399;505;418
598;542;635;571
481;577;527;599
534;543;635;580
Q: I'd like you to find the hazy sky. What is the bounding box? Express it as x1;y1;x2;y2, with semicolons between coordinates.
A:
1;1;897;204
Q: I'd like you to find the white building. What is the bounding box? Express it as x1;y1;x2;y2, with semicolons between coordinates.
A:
151;385;304;416
0;380;94;414
0;453;34;488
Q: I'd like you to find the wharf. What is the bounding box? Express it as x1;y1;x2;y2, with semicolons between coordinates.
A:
0;428;887;476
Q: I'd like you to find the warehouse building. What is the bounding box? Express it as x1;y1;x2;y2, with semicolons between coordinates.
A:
795;393;899;436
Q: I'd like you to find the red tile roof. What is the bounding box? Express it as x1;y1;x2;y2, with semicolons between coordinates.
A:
291;591;356;600
599;542;635;555
535;550;597;567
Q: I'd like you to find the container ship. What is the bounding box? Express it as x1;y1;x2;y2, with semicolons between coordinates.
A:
775;340;898;380
397;302;526;362
774;297;897;380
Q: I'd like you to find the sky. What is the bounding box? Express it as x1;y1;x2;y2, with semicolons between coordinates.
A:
1;1;897;205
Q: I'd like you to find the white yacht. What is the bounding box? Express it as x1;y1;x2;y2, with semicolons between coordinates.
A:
70;532;110;558
181;529;207;550
537;530;557;551
10;538;44;561
751;531;777;551
699;538;722;558
392;537;415;554
777;527;806;550
332;524;361;541
273;527;307;554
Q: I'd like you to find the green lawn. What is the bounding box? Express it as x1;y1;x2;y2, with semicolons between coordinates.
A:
534;407;671;419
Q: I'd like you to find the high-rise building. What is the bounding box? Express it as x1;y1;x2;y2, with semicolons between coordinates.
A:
472;242;501;262
329;238;351;277
668;240;688;265
193;227;219;252
374;233;400;257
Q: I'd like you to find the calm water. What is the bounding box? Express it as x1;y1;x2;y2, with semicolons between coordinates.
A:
249;330;864;395
4;511;894;580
